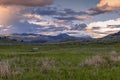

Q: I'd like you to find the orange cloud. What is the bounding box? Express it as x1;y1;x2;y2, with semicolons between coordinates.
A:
0;0;53;26
86;0;120;15
75;16;92;21
0;0;53;7
0;6;22;25
97;0;120;11
0;6;15;25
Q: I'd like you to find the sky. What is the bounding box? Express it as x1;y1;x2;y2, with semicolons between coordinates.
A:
0;0;120;38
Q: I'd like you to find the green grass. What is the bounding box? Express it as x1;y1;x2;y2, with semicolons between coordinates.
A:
0;43;120;80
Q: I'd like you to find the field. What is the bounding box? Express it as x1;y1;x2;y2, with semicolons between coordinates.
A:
0;43;120;80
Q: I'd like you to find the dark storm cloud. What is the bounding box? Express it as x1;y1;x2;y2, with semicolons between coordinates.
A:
54;16;91;21
31;7;87;16
31;7;59;16
54;16;78;20
107;25;120;28
0;0;53;7
91;27;101;30
86;7;110;15
63;9;86;15
38;26;68;32
70;24;87;30
93;31;108;35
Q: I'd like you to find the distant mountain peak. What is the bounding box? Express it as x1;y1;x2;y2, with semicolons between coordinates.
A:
56;33;70;37
99;31;120;43
104;31;120;38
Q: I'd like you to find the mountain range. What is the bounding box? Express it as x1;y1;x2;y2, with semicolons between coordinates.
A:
0;33;92;44
98;31;120;43
0;31;120;44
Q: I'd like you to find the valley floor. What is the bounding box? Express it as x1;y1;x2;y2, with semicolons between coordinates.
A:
0;43;120;80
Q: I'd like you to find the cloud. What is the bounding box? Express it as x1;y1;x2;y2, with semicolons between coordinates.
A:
31;7;87;16
28;20;49;27
54;16;78;20
0;25;12;34
75;16;92;21
0;6;21;25
107;25;120;28
38;30;89;37
71;24;87;30
63;9;86;15
0;0;53;32
87;0;120;15
31;7;61;16
61;30;90;37
22;13;88;36
54;16;92;21
0;0;53;7
36;7;92;21
23;13;42;21
0;0;53;26
86;18;120;38
86;7;109;15
0;7;43;34
97;0;120;11
27;17;72;28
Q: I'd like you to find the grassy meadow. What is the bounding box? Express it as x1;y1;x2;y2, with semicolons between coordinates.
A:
0;43;120;80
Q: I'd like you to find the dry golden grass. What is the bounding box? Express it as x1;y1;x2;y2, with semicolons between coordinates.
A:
80;55;106;67
80;51;120;67
0;61;11;78
0;59;22;79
